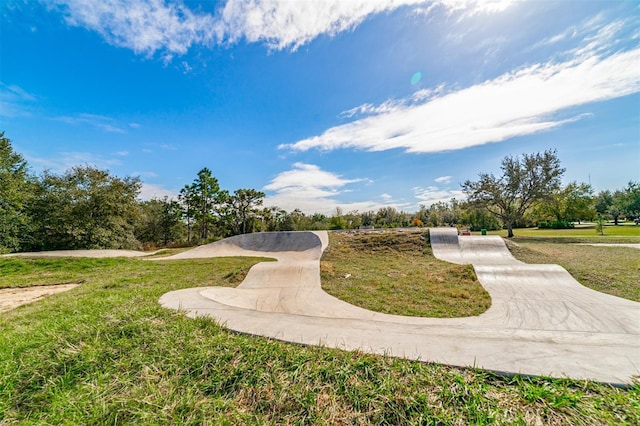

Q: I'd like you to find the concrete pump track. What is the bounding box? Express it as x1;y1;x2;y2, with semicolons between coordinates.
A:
158;229;640;385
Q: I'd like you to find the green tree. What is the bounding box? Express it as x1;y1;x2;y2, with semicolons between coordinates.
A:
608;190;626;225
594;183;639;225
179;184;197;243
190;168;224;241
459;202;501;231
0;132;35;252
227;188;265;235
621;181;640;221
30;166;141;250
595;190;613;216
535;182;595;224
136;197;185;247
462;150;565;237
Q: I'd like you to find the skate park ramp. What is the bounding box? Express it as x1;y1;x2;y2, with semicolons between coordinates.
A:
160;229;640;385
159;231;326;261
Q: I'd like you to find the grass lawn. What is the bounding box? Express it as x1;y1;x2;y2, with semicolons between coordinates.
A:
1;244;638;423
505;240;640;302
321;230;491;317
481;222;640;241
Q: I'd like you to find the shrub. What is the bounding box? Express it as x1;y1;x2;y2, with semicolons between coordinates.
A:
537;220;575;229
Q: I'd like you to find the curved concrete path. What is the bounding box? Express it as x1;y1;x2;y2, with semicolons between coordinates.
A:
159;229;640;385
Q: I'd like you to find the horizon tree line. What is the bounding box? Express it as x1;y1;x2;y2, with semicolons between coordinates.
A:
1;132;638;253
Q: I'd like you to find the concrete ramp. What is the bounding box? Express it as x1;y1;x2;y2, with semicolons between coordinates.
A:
160;231;327;261
430;228;522;265
160;229;640;385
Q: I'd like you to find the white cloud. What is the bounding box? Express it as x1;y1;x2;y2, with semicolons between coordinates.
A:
27;151;124;174
0;83;38;117
281;46;640;154
47;0;516;57
264;162;360;191
139;182;178;200
437;0;515;16
339;100;402;119
220;0;518;51
263;163;400;214
413;185;465;206
54;113;126;133
434;176;452;184
49;0;220;56
133;171;159;178
220;0;425;51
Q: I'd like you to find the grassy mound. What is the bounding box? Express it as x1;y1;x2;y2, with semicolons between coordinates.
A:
321;230;491;317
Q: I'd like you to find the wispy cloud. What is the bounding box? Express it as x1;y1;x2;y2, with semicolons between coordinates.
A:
434;176;452;184
282;45;639;154
413;185;465;206
48;0;219;56
27;151;124;173
0;83;39;117
54;113;126;133
263;162;399;214
220;0;426;51
139;182;177;200
134;171;160;178
436;0;516;17
45;0;516;58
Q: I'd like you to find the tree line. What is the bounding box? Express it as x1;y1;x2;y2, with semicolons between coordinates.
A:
1;133;638;253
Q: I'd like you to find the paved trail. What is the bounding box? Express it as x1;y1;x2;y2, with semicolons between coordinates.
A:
159;229;640;385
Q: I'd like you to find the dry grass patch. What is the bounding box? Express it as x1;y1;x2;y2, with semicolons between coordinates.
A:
506;239;640;302
321;230;491;318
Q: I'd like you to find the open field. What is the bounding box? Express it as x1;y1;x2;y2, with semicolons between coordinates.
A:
1;238;639;424
505;240;640;302
480;223;640;241
321;230;491;317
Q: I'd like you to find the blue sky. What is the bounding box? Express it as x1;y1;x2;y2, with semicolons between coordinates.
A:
1;0;638;215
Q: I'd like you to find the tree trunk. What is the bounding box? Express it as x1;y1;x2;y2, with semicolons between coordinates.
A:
506;222;514;238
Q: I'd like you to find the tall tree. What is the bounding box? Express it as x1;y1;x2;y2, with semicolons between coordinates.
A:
621;181;640;221
191;168;223;241
595;183;639;224
179;183;197;243
535;182;595;224
0;132;34;252
227;188;265;235
136;197;185;247
30;166;141;250
462;150;565;237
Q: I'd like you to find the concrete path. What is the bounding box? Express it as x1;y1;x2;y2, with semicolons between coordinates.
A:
159;229;640;385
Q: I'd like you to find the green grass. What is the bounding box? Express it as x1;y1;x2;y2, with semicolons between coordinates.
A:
1;251;639;423
481;223;640;240
505;239;640;302
321;230;491;317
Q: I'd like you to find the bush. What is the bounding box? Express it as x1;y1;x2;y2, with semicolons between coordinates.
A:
537;220;575;229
